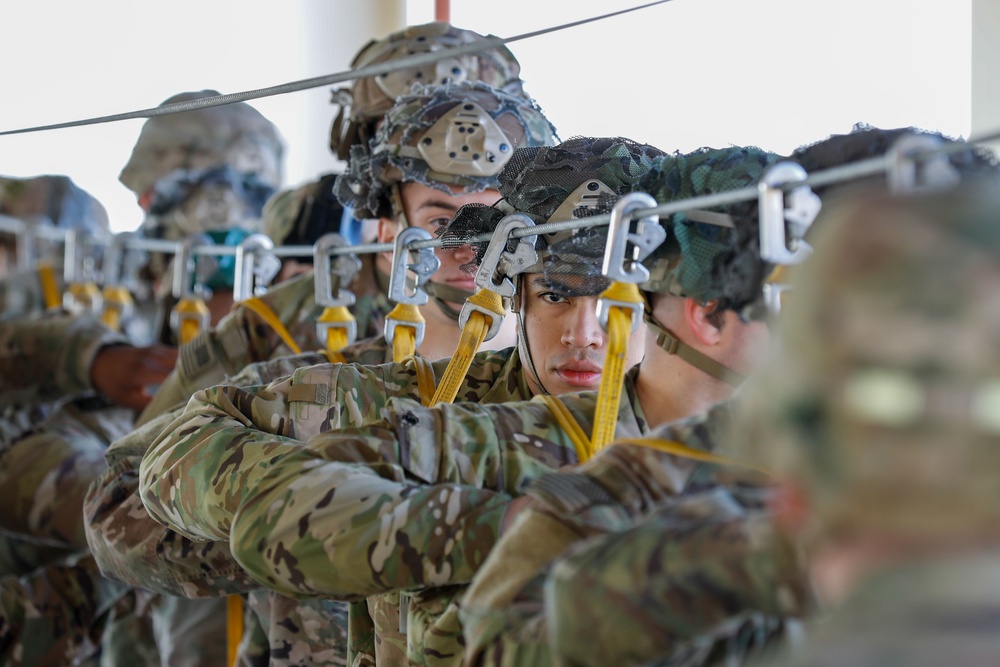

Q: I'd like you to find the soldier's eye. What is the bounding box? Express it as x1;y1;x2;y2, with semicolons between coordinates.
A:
539;291;568;305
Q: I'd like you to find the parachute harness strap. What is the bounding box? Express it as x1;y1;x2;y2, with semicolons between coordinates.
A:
592;194;665;452
241;297;303;355
37;261;61;310
431;213;538;406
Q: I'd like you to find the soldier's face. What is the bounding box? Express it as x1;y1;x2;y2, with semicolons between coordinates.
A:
385;181;501;306
521;273;645;395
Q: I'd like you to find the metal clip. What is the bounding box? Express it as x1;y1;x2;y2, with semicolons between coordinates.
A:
601;192;664;284
233;233;279;301
62;230;103;313
455;214;536;341
314;233;362;346
596;193;664;333
386;227;440;306
758;162;820;265
473;213;537;298
888;133;961;194
384;228;440;349
172;234;213;300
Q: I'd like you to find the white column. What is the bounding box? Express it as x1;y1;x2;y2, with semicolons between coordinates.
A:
972;0;1000;154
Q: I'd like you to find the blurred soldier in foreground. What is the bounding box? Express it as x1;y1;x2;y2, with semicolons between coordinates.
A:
742;183;1000;666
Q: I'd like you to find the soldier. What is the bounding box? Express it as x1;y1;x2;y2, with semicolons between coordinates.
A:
137;22;536;424
136;142;790;666
87;82;561;666
457;127;1000;667
736;182;1000;665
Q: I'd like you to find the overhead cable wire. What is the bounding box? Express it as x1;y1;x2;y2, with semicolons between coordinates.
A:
0;0;673;137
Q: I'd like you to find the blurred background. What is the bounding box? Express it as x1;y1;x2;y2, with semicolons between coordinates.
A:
0;0;987;233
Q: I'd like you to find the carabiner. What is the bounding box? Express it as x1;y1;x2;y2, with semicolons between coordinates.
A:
757;162;820;265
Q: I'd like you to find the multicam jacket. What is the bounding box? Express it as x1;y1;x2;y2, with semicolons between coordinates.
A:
136;346;530;667
137;254;392;424
218;370;673;667
456;407;811;666
86;345;386;667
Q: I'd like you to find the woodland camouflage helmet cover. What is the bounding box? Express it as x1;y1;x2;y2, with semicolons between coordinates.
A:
330;21;526;160
334;81;559;220
440;135;667;295
639;146;787;320
739;184;1000;544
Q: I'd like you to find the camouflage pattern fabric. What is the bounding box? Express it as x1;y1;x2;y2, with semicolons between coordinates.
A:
0;174;110;235
0;552;155;667
0;314;127;411
334;81;558;220
119;90;285;198
139;345;529;542
88;346;401;666
138;255;391;425
220;370;655;667
330;21;526;160
457;407;809;667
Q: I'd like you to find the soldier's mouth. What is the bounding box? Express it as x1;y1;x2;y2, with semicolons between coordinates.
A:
554;363;603;388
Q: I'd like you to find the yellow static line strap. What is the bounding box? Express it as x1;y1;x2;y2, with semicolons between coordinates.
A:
317;305;355;354
242;297;303;355
66;282;101;311
430;289;504;406
173;298;211;345
325;349;347;364
386;303;424;363
406;354;438;406
227;594;243;667
37;262;61;310
100;285;133;332
615;438;771;475
591;281;644;452
540;394;593;463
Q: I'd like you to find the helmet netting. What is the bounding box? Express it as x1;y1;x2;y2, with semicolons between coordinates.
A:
438;136;665;296
334;81;558;220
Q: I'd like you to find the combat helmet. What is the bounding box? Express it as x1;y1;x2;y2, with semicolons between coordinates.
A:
330;22;526;160
120;90;285;205
439;136;666;393
334;80;558;221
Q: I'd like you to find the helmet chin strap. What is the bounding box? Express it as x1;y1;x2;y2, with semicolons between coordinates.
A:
512;275;551;396
642;308;746;389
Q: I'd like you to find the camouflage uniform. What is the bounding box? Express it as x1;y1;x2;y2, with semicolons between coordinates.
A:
215;143;807;667
738;181;1000;665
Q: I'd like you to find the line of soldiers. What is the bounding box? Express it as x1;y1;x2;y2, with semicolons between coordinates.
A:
1;18;998;667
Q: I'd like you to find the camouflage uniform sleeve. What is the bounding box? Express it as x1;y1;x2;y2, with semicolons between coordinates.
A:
87;355;328;597
0;313;127;398
543;500;811;667
0;400;131;550
85;410;258;597
138;356;406;543
228;398;579;599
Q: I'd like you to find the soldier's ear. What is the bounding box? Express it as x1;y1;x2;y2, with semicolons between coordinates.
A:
376;217;401;245
685;298;723;347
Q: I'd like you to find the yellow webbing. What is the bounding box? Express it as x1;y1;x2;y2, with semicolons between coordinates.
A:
317;305;355;355
615;438;771;475
173;298;211;345
325;350;347;364
540;394;594;463
227;594;244;667
430;289;505;406
406;354;438;406
66;282;101;311
100;285;133;332
242;297;302;355
591;281;644;452
37;262;61;310
386;303;424;363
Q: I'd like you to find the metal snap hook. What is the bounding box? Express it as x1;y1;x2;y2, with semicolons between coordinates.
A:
387;227;440;306
601;192;665;284
313;233;362;308
233;233;278;302
758;162;820;265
